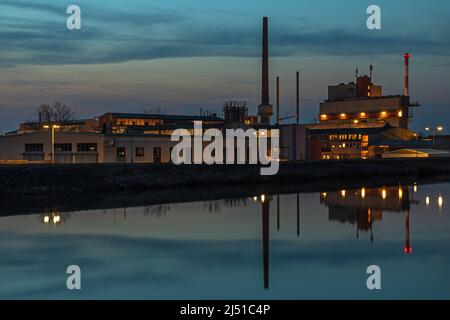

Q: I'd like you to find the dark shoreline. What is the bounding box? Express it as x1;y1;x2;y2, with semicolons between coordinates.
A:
1;159;450;216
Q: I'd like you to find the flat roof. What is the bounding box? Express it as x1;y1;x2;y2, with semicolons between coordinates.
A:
102;112;224;122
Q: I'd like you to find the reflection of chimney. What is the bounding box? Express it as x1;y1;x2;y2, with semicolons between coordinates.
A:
404;53;410;97
258;17;273;124
404;209;412;254
277;194;280;230
296;193;300;237
262;198;270;289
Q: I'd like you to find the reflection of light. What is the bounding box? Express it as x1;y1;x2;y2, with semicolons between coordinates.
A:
341;190;346;198
43;215;50;224
261;195;266;203
426;196;430;206
438;196;444;209
382;189;387;200
361;188;366;199
398;188;403;200
53;215;61;225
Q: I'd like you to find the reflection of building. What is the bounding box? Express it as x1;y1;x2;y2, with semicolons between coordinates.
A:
320;186;415;245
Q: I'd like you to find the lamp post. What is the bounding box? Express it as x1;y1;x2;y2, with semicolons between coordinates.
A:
425;126;444;156
43;124;61;163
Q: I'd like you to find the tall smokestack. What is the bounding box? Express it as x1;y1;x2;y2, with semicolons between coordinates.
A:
258;17;273;124
404;53;410;97
276;76;280;125
369;65;373;82
296;71;300;125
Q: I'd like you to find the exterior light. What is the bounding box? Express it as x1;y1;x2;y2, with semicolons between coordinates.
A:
43;215;50;224
253;196;258;202
437;126;444;132
341;190;346;198
381;111;387;117
261;195;266;203
360;112;367;118
438;196;444;209
414;184;418;193
43;125;50;129
361;188;366;199
398;110;403;117
399;187;403;200
382;188;387;200
340;113;347;119
426;196;430;206
322;192;327;198
425;127;431;132
353;120;359;124
320;114;328;120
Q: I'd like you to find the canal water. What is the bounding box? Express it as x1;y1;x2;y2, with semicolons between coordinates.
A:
0;182;449;299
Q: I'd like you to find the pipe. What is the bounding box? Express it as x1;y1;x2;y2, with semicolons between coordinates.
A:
404;53;410;97
296;71;300;125
261;17;269;105
276;76;280;125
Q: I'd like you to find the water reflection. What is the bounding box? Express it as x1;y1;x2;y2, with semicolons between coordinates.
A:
1;182;449;299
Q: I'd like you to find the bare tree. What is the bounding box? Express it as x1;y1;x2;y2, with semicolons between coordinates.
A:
38;103;53;122
52;101;75;122
37;101;76;123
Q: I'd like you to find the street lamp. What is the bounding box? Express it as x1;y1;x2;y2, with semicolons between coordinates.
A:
43;124;61;163
425;126;444;156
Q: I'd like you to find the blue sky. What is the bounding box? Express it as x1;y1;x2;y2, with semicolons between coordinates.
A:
1;0;450;132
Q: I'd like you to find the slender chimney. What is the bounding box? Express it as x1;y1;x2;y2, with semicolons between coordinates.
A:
258;17;273;124
262;17;269;106
369;65;373;82
276;76;280;125
404;53;410;96
296;71;300;125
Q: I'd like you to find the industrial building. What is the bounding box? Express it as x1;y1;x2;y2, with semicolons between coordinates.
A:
306;54;422;160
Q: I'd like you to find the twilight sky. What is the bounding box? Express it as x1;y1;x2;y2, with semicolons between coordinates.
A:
0;0;450;133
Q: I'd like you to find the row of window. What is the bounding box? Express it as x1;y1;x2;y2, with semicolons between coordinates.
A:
116;147;162;163
25;143;97;153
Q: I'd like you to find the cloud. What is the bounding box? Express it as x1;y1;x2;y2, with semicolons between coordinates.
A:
1;1;450;67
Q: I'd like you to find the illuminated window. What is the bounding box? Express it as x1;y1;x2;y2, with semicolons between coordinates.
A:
116;147;126;161
77;143;97;152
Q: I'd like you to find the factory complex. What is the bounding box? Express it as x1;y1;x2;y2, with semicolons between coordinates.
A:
0;17;447;165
